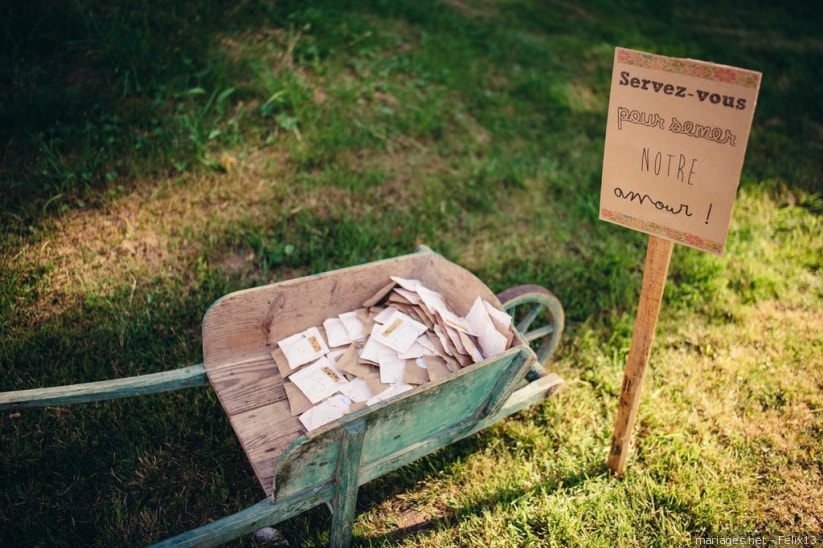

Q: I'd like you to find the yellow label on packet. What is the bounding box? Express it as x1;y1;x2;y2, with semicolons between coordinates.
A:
307;336;322;353
381;318;404;337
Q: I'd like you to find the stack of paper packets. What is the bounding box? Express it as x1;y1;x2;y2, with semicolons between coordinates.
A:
270;276;515;432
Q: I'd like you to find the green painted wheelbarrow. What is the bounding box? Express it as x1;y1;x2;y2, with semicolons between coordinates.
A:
0;247;564;547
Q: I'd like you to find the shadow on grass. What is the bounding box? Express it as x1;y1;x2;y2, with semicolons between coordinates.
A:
0;272;260;545
2;0;820;230
2;0;822;544
2;0;568;222
0;385;262;546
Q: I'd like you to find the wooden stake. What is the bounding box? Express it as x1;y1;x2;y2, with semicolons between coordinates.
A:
606;235;674;476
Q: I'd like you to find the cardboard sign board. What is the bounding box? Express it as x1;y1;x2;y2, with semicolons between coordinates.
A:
600;48;761;255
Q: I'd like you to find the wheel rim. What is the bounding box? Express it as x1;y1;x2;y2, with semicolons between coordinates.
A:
498;286;564;366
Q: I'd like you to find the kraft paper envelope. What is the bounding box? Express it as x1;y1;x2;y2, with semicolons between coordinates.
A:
391;298;436;329
393;287;422;305
361;308;379;334
271;346;293;379
458;330;485;363
336;344;378;378
425;330;450;357
421;355;452;381
439;317;467;355
362;280;397;308
363;372;389;397
403;359;429;385
387;291;412;306
431;325;455;357
284;381;313;416
350;401;368;413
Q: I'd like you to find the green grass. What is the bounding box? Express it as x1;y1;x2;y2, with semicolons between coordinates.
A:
1;0;821;546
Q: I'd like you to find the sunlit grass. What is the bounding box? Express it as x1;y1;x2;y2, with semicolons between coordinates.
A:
1;0;821;546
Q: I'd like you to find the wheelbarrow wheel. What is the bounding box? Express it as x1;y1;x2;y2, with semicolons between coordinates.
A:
497;284;564;379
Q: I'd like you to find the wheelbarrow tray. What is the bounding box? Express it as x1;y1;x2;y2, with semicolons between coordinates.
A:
202;248;536;501
1;248;563;547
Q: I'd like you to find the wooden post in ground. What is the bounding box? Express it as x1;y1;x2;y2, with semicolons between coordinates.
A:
600;47;761;476
606;235;674;476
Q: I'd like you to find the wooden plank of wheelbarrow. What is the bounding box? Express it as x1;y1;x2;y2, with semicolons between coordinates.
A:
201;252;443;497
202;249;506;499
205;356;301;497
273;345;534;501
152;372;563;548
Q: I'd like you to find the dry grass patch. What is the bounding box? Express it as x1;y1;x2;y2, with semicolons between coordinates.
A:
7;149;288;315
645;298;823;531
454;176;574;273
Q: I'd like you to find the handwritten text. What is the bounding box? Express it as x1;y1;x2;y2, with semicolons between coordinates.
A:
613;187;694;217
616;107;738;147
640;147;698;185
669;117;737;145
617;107;665;130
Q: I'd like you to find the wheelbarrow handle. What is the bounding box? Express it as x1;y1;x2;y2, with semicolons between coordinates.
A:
0;363;208;411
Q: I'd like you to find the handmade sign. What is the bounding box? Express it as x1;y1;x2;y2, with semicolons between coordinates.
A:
601;48;761;476
600;47;761;255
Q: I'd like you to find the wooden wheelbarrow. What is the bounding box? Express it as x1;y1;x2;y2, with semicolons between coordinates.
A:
0;247;564;547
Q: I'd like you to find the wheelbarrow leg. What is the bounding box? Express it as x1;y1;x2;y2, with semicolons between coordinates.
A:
330;421;366;548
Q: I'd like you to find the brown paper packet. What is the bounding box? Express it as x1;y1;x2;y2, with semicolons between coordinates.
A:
458;331;484;363
336;344;378;377
363;281;396;308
271;347;293;378
284;381;313;416
363;372;390;396
403;359;429;385
422;355;452;381
350;401;368;413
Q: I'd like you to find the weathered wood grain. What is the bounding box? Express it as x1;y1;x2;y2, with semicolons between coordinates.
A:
607;236;673;475
201;249;506;500
0;364;208;410
153;371;563;547
272;346;532;500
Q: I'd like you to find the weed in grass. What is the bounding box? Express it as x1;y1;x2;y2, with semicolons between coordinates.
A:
173;86;246;171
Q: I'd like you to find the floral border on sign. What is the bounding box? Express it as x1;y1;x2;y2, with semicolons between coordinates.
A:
601;208;724;254
616;48;760;89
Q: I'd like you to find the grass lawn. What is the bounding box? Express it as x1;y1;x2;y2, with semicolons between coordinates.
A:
1;0;821;546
